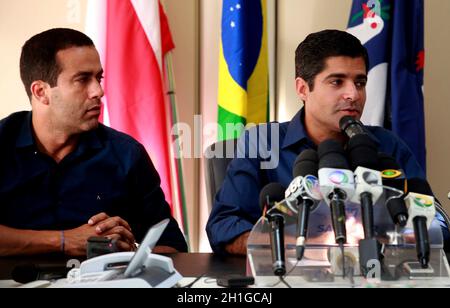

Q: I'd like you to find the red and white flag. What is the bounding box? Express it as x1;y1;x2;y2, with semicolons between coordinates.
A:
85;0;184;231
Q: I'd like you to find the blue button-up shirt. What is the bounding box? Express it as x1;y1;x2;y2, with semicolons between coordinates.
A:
207;109;448;254
0;111;187;252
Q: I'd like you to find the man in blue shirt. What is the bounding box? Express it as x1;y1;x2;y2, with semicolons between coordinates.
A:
0;28;187;257
207;29;448;255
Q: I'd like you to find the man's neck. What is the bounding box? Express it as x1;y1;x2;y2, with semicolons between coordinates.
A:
304;113;346;146
32;115;79;163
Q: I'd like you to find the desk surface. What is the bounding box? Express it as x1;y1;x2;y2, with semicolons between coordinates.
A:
0;253;246;281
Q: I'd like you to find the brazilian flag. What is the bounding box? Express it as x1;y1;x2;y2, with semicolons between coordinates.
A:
218;0;269;141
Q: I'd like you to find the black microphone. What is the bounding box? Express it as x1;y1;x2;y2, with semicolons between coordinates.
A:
339;115;367;139
405;178;436;268
377;153;409;227
344;133;384;276
347;134;379;171
346;135;380;238
259;183;287;276
291;149;319;260
341;115;382;237
12;263;71;284
318;140;354;247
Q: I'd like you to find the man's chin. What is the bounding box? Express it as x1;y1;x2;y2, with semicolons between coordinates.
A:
81;120;99;132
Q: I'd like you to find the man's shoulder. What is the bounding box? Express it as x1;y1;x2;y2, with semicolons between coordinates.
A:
0;111;30;128
241;120;289;144
365;125;403;143
0;111;30;140
96;124;144;152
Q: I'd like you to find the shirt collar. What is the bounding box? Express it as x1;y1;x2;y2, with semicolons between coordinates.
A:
282;108;312;149
15;111;103;152
281;108;381;149
15;112;34;148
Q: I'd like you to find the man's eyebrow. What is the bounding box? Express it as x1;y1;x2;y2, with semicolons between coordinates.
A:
72;71;93;78
72;69;104;78
324;73;347;80
324;73;368;80
355;74;368;80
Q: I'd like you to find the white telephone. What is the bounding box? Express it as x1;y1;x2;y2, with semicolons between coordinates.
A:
55;219;182;288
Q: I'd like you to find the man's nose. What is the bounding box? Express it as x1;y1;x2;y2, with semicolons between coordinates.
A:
90;80;104;99
343;82;360;101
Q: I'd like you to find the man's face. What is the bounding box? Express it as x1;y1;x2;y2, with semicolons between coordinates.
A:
48;46;104;134
296;56;367;135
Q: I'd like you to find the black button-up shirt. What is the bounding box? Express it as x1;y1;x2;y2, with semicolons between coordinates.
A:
0;111;187;252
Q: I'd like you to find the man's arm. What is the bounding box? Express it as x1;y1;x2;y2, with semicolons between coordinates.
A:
0;213;137;257
0;225;61;256
206;128;266;255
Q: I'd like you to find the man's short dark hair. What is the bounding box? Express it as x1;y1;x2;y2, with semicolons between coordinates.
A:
20;28;94;99
295;29;369;90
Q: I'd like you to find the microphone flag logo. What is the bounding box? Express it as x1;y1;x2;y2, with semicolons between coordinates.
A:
328;171;350;185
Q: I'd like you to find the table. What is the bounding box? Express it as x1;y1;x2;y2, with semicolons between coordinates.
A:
0;253;247;281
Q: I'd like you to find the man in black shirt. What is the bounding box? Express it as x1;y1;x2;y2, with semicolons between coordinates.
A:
0;28;187;256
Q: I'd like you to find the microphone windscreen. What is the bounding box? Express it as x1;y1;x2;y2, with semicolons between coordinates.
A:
318;139;349;169
407;178;434;196
347;134;378;170
259;183;286;211
377;152;401;171
11;264;38;284
293;149;319;178
339;116;366;136
339;116;356;131
11;263;70;284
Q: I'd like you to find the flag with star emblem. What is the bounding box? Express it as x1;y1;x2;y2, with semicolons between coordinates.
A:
347;0;426;170
218;0;269;140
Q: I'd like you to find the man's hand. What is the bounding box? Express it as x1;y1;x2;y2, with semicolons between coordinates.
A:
64;213;136;256
225;232;250;256
64;223;102;256
88;212;135;245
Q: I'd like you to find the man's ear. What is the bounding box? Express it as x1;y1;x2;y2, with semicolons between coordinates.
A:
30;81;50;105
295;77;309;102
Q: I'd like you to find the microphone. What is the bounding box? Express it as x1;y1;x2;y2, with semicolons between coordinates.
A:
339;115;367;139
318;140;355;247
343;131;385;276
346;135;382;239
259;183;287;276
404;178;436;268
12;263;71;284
285;149;320;260
377;153;409;227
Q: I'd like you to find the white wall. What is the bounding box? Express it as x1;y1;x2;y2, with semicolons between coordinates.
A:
199;0;222;252
163;0;200;251
424;0;450;210
0;0;88;117
276;0;352;121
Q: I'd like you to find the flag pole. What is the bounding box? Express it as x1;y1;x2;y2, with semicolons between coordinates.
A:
164;52;191;250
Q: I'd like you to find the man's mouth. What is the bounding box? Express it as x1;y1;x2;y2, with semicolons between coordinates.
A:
340;108;360;116
86;105;101;115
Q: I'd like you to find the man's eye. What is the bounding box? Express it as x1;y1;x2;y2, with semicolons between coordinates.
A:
76;77;88;83
330;79;342;86
96;76;104;82
355;81;367;88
